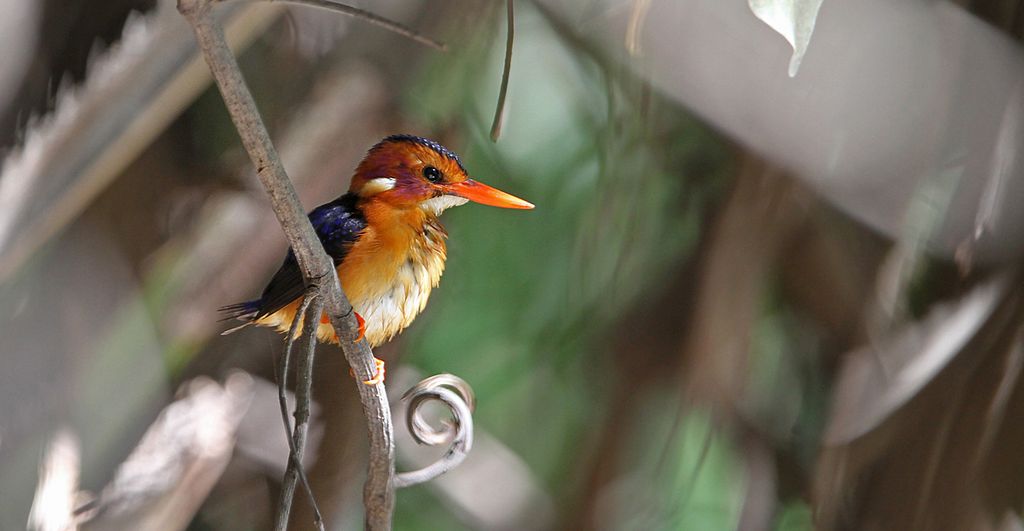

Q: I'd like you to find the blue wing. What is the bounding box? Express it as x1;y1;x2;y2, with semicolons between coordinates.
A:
220;193;367;320
309;194;367;260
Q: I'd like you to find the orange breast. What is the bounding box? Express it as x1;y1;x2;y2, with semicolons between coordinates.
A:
256;206;448;346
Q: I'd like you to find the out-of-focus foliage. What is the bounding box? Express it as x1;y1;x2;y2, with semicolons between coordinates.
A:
748;0;824;76
4;0;1024;530
396;9;739;527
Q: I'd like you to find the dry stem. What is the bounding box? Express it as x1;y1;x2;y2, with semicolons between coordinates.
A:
176;0;395;528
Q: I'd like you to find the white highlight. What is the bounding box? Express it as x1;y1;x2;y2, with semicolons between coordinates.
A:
420;195;469;216
362;177;396;195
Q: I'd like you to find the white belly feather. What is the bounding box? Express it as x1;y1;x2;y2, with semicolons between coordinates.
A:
354;252;444;345
346;221;448;346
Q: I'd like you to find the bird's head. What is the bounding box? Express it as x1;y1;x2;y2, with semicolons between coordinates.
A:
349;135;534;215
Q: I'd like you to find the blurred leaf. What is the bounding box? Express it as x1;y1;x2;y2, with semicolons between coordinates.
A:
747;0;824;76
816;273;1024;529
826;272;1011;443
611;400;742;530
743;307;808;441
394;485;472;531
0;4;282;284
774;501;813;530
875;153;966;330
79;375;252;530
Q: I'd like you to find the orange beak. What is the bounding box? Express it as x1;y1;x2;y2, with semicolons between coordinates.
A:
447;179;534;209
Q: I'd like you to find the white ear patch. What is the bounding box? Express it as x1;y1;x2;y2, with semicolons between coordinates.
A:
362;177;396;195
420;195;469;215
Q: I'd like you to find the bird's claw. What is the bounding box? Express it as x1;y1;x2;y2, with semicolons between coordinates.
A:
363;357;386;385
350;357;386;386
354;312;366;343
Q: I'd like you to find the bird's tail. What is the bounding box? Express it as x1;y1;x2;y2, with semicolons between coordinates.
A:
218;300;261;335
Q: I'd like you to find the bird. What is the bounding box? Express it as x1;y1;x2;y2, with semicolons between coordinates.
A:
220;134;534;384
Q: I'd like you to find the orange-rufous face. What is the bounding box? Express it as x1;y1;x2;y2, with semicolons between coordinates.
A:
350;135;534;214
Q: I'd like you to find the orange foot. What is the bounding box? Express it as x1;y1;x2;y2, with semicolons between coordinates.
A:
362;357;386;386
354;312;365;343
324;311;365;343
349;357;386;386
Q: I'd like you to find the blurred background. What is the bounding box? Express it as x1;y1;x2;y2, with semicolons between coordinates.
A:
2;0;1023;529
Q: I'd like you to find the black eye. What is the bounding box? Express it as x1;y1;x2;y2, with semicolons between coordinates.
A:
423;165;443;183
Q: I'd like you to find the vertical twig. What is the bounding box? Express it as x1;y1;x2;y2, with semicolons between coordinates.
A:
490;0;515;142
291;300;323;529
176;0;395;528
275;292;325;530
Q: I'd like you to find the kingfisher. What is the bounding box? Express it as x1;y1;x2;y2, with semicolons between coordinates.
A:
221;135;534;384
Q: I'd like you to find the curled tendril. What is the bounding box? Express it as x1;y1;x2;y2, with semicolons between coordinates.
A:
393;374;475;489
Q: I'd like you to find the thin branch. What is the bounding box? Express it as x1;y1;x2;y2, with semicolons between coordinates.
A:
489;0;515;142
290;303;325;531
176;0;395;528
394;374;476;488
226;0;447;50
275;292;324;531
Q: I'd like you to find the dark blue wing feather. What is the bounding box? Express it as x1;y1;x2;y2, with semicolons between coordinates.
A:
310;194;366;260
220;193;366;320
